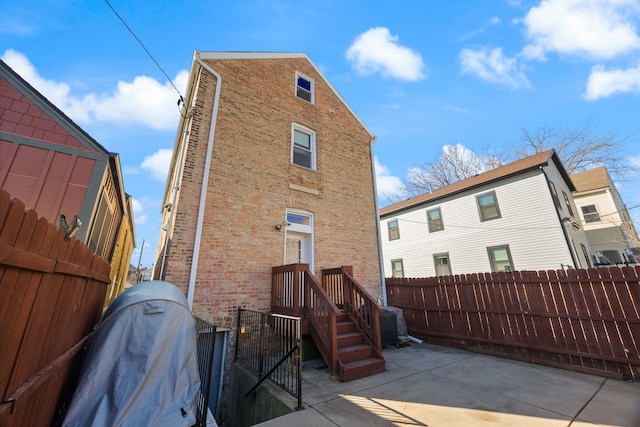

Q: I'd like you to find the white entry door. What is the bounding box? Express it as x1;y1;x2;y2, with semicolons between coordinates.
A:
284;210;313;270
285;232;307;264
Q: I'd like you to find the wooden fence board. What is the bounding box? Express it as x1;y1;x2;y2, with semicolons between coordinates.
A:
386;266;640;380
0;188;110;426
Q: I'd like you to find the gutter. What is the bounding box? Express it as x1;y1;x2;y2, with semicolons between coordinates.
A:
369;137;388;306
186;52;222;309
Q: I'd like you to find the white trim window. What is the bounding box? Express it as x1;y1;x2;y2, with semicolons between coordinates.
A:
295;72;314;104
391;259;404;278
427;207;444;232
477;191;501;222
487;245;514;273
291;123;316;170
581;204;601;223
387;219;400;241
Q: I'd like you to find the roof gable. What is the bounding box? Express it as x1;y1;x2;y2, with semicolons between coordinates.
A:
0;60;109;155
380;150;572;216
196;51;374;140
570;167;610;192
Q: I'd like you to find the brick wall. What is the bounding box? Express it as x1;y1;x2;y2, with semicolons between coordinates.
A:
161;56;382;328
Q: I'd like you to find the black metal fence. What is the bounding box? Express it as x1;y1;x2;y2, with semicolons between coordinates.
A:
194;316;217;426
235;309;302;409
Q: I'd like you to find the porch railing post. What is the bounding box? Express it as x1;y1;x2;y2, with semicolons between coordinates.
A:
342;266;353;312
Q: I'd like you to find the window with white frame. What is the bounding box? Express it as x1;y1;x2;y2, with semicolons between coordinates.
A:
433;253;451;276
581;204;600;223
295;72;314;104
487;245;514;273
291;124;316;169
563;191;574;217
427;207;444;232
391;259;404;278
387;219;400;240
476;191;501;221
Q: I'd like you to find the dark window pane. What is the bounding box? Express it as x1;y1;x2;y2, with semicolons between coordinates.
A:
297;77;311;91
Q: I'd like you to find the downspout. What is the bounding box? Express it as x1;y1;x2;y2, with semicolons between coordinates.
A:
540;166;579;268
159;121;191;279
187;52;222;309
369;137;388;306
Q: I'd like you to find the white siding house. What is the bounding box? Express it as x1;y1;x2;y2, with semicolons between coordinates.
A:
571;167;639;265
379;150;593;278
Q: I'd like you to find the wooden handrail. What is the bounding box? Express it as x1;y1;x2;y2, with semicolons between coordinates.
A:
271;263;306;317
324;266;383;356
303;270;341;376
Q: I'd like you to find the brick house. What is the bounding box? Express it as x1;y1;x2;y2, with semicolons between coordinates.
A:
152;51;385;405
571;166;639;265
379;150;593;278
0;59;135;306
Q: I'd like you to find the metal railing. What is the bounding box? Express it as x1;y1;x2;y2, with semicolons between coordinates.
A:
235;309;302;409
194;316;217;426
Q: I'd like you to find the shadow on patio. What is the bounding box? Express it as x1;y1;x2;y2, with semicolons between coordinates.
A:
256;343;639;427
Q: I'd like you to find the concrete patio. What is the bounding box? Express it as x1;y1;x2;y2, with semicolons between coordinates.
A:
256;342;639;427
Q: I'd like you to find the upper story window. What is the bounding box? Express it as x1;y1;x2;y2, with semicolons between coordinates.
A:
387;219;400;240
291;124;316;170
427;208;444;232
548;180;561;209
295;72;314;104
581;204;601;223
562;191;574;217
476;191;501;222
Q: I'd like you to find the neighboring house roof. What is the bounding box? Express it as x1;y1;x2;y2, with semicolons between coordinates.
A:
195;51;376;141
570;167;610;192
0;59;110;155
380;149;571;217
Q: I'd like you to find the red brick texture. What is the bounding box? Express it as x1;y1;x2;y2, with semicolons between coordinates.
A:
158;56;382;329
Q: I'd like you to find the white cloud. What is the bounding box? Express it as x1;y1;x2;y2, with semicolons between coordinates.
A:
629;155;640;169
131;198;147;225
521;0;640;60
584;64;640;100
1;49;187;130
374;157;406;200
460;47;531;88
346;27;425;81
141;148;173;183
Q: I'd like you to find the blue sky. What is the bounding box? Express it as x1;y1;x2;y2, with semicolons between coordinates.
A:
2;0;639;268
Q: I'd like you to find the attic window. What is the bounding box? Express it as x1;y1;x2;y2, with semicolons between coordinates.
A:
296;72;314;104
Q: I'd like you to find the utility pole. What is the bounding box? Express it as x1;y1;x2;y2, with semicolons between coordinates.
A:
136;239;145;283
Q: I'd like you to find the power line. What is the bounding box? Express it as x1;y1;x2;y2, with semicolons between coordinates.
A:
104;0;184;103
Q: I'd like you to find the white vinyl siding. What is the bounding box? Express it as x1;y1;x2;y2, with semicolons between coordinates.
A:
381;166;589;277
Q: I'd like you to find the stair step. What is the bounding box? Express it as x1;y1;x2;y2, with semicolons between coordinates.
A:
340;357;386;382
336;321;355;334
338;343;373;363
337;331;364;347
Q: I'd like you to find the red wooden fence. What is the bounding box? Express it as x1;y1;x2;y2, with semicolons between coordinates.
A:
0;188;111;426
386;267;640;381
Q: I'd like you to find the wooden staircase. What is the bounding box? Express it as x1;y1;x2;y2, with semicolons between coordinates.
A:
336;313;385;381
271;264;385;382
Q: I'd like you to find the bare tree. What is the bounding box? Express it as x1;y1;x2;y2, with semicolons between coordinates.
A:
516;119;628;175
385;120;633;202
392;144;509;200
